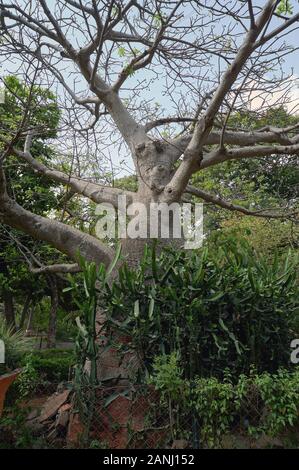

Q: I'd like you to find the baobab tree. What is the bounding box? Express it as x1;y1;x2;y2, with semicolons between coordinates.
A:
0;0;299;274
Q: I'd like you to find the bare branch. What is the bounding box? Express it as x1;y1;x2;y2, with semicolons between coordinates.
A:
30;263;80;274
201;142;299;169
145;117;197;133
186;185;298;221
167;126;297;164
254;12;299;49
0;167;114;267
164;1;279;200
247;0;255;29
0;133;135;207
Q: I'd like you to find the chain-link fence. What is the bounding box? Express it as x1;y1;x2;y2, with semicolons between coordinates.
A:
64;382;285;449
7;366;294;450
68;383;199;449
2;377;290;449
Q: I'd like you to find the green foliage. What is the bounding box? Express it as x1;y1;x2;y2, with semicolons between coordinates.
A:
0;76;65;318
191;107;299;233
4;348;73;405
124;64;136;77
0;75;60;143
0;76;60;213
101;239;298;379
16;354;39;398
192;368;299;447
7;349;75;403
245;369;299;436
31;299;77;341
0;317;32;373
6;349;74;403
118;46;126;57
192;375;235;447
66;255;100;388
88;439;109;449
65;246;121;388
218;217;298;256
65;255;100;444
148;352;188;440
277;0;294;14
149;352;186;403
64;247;121;444
228;106;298;131
20;349;75;383
0;406;47;449
115;175;138;193
153;11;165;27
149;355;299;447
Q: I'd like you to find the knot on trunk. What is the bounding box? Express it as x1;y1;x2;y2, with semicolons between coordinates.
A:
135;140;166;158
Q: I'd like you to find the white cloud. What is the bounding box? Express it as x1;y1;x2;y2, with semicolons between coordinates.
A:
244;75;299;115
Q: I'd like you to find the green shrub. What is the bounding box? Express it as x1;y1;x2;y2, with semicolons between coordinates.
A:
192;368;299;446
192;375;235;447
149;352;186;403
241;368;299;437
21;349;75;383
149;354;299;447
5;349;75;401
16;354;39;398
101;238;298;379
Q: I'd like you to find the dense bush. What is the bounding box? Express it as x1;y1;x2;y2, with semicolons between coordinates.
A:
20;349;75;383
102;238;298;379
149;353;299;447
193;368;299;446
16;355;40;398
5;349;74;404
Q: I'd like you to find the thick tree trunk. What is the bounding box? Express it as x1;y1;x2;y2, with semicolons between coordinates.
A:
96;182;184;383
